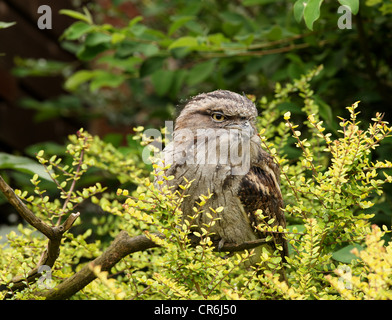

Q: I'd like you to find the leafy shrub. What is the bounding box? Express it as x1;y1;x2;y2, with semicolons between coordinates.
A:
0;68;391;299
12;0;392;130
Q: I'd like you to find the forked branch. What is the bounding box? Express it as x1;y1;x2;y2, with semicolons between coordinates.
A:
0;175;79;293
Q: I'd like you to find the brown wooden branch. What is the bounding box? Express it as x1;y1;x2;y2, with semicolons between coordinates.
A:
39;232;269;300
200;41;328;59
39;231;160;300
0;174;79;293
0;175;54;238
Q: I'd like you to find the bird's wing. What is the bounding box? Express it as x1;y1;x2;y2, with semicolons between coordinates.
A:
237;152;288;260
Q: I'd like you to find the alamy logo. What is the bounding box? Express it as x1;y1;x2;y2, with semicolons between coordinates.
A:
337;5;352;30
337;265;353;290
37;264;54;289
37;5;52;30
35;4;354;33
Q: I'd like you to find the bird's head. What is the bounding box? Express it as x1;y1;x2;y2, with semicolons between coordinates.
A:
174;90;258;134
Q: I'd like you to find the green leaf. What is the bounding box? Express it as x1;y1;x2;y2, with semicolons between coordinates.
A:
168;69;187;99
314;95;333;125
338;0;359;14
303;0;324;30
128;16;144;28
117;41;160;58
85;32;112;47
103;133;123;147
332;244;363;263
151;69;175;96
111;32;126;44
288;62;303;80
67;69;126;92
365;0;382;6
98;55;142;73
0;21;16;29
208;33;230;48
133;43;160;57
59;9;93;24
168;16;194;36
64;70;95;91
20;95;82;122
77;43;109;61
62;21;94;40
140;56;166;77
89;71;127;91
187;60;216;86
0;153;51;181
293;1;307;23
12;57;70;77
168;36;199;50
266;26;282;41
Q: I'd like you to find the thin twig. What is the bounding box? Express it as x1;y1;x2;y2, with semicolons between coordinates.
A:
58;136;88;226
200;42;315;59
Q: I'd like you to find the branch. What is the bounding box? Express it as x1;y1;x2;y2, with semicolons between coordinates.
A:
57;135;88;226
39;232;270;300
215;238;269;252
0;174;79;293
0;175;54;238
40;231;159;300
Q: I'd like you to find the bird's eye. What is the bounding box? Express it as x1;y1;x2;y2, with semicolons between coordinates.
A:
211;112;225;122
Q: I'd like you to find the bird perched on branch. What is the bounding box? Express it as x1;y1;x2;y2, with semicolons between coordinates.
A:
157;89;288;266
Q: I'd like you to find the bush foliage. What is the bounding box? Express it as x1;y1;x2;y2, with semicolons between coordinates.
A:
10;0;392;128
1;68;391;300
1;0;392;300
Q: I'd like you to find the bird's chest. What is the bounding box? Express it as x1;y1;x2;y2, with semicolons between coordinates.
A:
168;163;257;243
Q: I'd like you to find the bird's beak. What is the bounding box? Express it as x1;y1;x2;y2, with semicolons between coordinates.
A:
226;121;254;135
226;120;250;130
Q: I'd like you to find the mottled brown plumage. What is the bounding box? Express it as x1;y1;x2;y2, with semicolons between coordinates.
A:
157;90;288;264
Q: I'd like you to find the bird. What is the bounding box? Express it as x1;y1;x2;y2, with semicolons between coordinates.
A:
156;89;288;267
